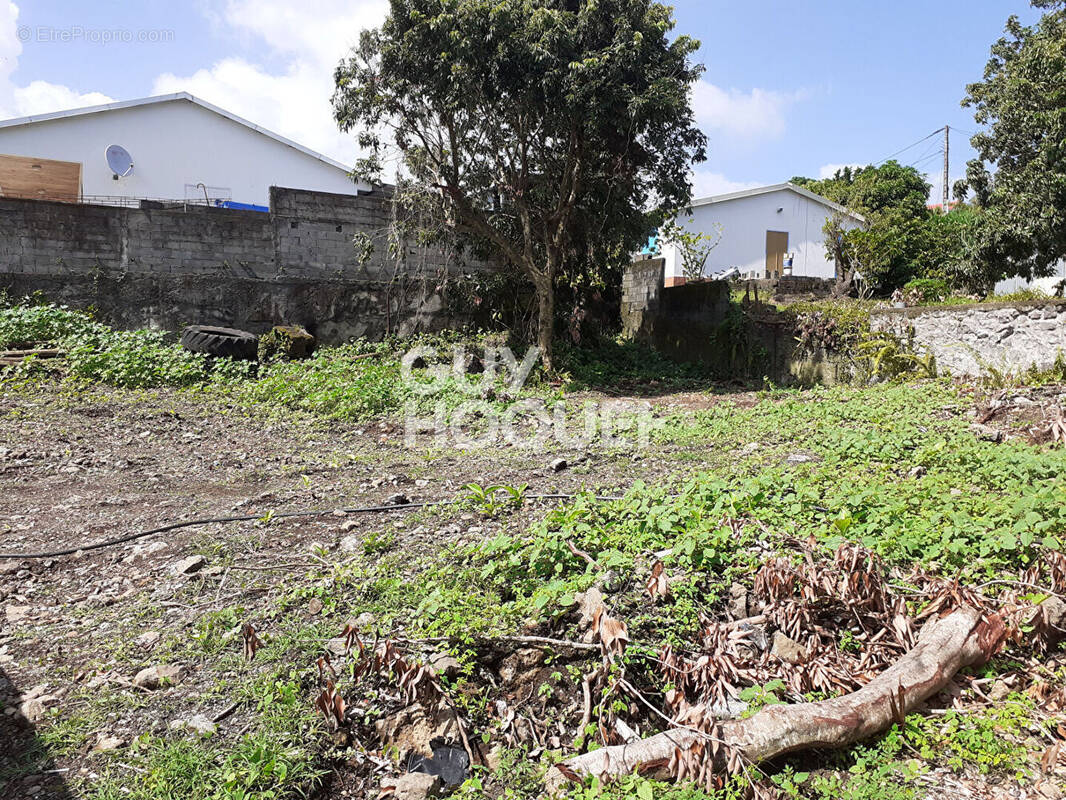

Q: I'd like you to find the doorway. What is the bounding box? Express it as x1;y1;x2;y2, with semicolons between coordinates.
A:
765;231;789;278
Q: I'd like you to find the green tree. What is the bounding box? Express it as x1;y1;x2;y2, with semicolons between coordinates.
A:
333;0;706;370
958;0;1066;284
794;161;930;218
793;162;934;291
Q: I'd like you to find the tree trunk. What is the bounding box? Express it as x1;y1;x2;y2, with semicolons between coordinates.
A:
536;278;555;374
546;607;1005;794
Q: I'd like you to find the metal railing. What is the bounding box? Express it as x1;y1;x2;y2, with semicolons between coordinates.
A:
0;190;242;210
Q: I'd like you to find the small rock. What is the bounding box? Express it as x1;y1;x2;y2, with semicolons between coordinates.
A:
484;743;505;773
172;555;207;576
1041;595;1066;631
498;648;545;686
727;583;748;619
428;653;460;680
133;663;184;690
22;684;50;701
392;772;441;800
354;612;376;629
786;452;814;464
307;597;323;615
135;631;161;649
988;680;1011;702
94;734;124;752
385;492;410;506
339;534;361;552
19;697;52;722
549;458;567;472
575;587;604;631
4;605;31;623
907;465;927;479
970;423;1004;443
376;703;459;760
771;632;807;665
169;714;217;737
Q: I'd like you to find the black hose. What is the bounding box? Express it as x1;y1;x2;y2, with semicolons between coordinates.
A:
0;493;621;560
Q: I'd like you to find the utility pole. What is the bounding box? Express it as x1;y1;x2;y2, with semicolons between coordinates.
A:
942;125;950;213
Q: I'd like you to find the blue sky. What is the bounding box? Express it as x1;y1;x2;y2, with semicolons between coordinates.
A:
0;1;1046;201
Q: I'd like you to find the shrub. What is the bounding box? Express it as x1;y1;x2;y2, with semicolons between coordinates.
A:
991;286;1050;303
0;299;102;349
789;300;873;355
901;277;950;305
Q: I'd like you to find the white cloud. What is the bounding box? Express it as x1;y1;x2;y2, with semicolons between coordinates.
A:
692;80;806;141
152;57;356;163
818;162;863;180
0;2;115;119
11;80;112;114
153;0;388;164
690;169;761;199
0;0;385;164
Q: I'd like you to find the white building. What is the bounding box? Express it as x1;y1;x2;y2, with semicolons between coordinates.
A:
993;263;1066;296
0;92;369;209
660;183;865;284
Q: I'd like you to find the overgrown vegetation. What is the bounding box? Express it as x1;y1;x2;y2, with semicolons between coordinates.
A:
4;297;1065;799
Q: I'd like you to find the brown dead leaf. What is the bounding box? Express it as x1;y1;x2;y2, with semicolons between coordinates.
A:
646;560;669;600
592;606;629;661
242;623;262;661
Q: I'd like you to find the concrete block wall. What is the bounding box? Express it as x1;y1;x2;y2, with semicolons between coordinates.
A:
0;187;493;343
621;258;665;338
870;300;1066;376
620;257;803;382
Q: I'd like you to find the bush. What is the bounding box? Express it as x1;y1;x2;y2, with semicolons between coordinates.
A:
0;298;213;389
235;345;407;420
991;286;1050;303
0;299;101;349
788;300;873;355
902;277;950;305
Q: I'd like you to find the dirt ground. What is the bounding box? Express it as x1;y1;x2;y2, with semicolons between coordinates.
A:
2;381;1063;800
0;383;743;798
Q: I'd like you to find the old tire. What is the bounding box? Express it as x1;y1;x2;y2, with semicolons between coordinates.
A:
180;326;259;361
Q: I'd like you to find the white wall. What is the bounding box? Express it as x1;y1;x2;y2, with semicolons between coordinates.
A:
0;99;366;207
993;262;1066;295
662;188;859;281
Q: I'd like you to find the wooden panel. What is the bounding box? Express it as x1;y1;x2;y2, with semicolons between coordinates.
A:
0;154;82;203
765;230;789;278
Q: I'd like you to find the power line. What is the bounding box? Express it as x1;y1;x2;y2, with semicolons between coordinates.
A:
874;127;945;166
910;149;944;169
907;140;943;167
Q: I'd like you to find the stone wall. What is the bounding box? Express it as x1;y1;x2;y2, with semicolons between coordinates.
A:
621;258;798;379
0;187;489;343
870;300;1066;377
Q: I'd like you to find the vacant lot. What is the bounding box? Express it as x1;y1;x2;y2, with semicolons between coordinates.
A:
2;305;1066;800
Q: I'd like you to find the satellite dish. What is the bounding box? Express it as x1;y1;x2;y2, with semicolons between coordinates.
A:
105;144;134;178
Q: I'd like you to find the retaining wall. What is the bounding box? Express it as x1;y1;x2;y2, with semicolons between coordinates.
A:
0;187;488;342
870;300;1066;376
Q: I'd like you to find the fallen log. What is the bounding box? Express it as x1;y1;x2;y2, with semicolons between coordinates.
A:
1;348;64;358
546;606;1005;793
